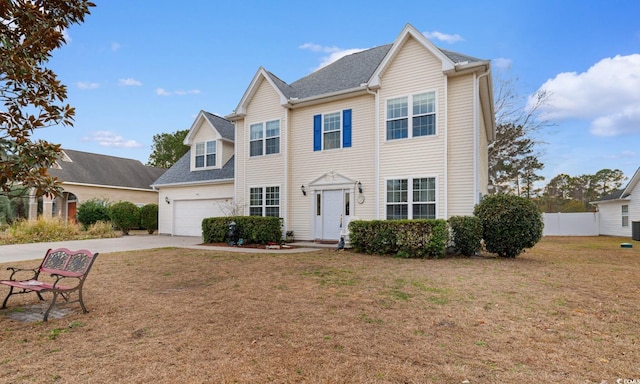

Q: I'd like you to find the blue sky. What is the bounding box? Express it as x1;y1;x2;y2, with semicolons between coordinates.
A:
34;0;640;185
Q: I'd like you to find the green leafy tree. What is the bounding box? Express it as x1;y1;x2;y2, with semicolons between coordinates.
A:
147;129;189;168
0;0;95;197
76;198;110;230
474;193;543;258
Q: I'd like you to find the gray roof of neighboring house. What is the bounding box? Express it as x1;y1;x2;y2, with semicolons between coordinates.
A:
202;111;234;141
151;150;234;186
264;44;484;101
593;189;629;202
49;149;166;190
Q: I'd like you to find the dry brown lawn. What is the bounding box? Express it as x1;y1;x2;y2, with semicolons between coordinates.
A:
0;236;638;383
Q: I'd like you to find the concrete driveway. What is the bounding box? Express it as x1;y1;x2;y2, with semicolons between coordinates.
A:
0;235;321;264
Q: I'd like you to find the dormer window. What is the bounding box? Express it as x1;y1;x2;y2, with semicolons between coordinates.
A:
195;140;216;168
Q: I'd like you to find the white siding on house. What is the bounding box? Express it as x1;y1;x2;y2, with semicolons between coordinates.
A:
598;201;632;237
237;78;287;217
157;182;234;236
288;95;377;240
447;75;476;217
377;36;447;219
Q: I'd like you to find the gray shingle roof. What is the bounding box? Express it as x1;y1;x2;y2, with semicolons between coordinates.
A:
594;189;629;202
264;43;484;101
49;149;166;190
202;111;234;141
151;151;234;186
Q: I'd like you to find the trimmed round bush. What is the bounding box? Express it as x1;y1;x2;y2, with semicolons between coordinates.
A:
473;194;543;258
77;198;111;230
109;201;140;235
448;215;482;256
140;203;158;234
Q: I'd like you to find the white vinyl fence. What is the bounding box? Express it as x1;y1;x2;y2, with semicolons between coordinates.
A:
542;212;600;236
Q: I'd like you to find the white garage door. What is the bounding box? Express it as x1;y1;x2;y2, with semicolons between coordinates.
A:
173;199;226;236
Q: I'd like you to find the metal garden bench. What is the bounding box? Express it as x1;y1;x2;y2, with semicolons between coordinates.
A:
0;248;99;321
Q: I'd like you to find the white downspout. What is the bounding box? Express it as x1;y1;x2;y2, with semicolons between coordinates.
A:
444;77;448;220
366;87;380;219
283;107;289;236
475;67;491;205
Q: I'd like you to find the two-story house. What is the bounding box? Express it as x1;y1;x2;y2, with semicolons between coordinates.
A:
153;24;495;240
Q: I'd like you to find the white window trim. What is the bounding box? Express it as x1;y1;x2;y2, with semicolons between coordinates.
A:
249;185;281;217
384;90;438;141
384;176;438;219
320;110;342;150
622;204;629;227
249;119;280;157
194;140;217;170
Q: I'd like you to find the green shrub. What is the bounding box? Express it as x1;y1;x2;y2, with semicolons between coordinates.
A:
473;194;544;258
109;201;140;235
77;198;111;230
448;216;482;256
349;219;448;258
140;204;158;234
202;216;282;244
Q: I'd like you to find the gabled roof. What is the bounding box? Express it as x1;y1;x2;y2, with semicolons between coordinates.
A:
151;151;234;187
184;110;235;145
228;23;489;119
49;149;166;190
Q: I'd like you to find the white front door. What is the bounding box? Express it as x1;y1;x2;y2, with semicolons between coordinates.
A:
315;190;343;241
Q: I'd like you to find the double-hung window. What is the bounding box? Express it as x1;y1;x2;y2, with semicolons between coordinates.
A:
195;140;216;168
386;91;436;140
250;186;280;217
313;109;352;151
622;205;629;227
250;120;280;157
386;177;436;219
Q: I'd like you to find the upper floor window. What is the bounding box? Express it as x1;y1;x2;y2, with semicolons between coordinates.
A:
314;109;352;151
386;177;436;220
195;140;216;168
622;205;629;227
386;91;436;140
250;120;280;157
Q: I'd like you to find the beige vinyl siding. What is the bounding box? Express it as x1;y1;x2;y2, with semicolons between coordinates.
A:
221;140;234;167
377;36;447;219
61;184;158;206
238;78;287;216
190;119;223;170
157;182;234;235
288;94;376;240
447;75;476;217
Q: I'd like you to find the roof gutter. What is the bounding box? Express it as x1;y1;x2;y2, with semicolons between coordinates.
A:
151;178;234;189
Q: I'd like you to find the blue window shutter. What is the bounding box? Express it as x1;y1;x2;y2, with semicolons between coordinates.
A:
342;109;352;148
313;114;321;151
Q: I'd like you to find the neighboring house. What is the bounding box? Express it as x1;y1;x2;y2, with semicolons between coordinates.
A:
32;149;166;222
154;23;495;241
151;111;235;236
591;167;640;238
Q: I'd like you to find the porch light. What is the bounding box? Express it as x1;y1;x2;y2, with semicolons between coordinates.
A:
301;185;307;196
357;181;363;194
165;196;170;204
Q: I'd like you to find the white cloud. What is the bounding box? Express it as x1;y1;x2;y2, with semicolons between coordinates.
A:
156;88;201;96
62;29;71;43
531;54;640;136
81;131;143;148
118;78;142;86
76;81;100;90
111;42;120;51
423;31;464;43
493;57;513;70
299;43;365;71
